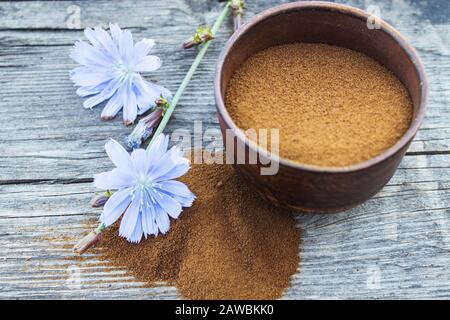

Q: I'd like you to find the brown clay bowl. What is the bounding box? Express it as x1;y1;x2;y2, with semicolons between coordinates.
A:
214;1;428;213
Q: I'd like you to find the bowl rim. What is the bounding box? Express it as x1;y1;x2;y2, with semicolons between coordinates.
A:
214;1;428;174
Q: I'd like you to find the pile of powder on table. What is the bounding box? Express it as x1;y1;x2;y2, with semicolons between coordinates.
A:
100;161;300;300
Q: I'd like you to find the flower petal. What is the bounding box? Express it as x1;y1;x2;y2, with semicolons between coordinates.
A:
151;146;190;181
149;81;172;101
147;134;169;168
170;194;195;207
105;139;135;173
70;66;114;87
152;191;182;219
82;77;123;109
134;55;162;73
92;171;112;190
83;27;102;49
76;82;108;97
122;82;138;124
70;41;113;67
131;148;149;175
93;168;135;190
155;161;190;182
154;203;170;234
101;91;123;119
133;38;155;62
141;191;158;237
134;75;172;102
128;212;143;243
109;23;123;44
136;92;153;115
118;29;134;62
119;190;142;240
156;180;195;199
133;75;159;102
109;168;135;188
100;188;132;227
140;203;151;238
92;26;121;62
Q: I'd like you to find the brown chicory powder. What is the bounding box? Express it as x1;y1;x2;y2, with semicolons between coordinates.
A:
100;161;300;300
225;43;413;167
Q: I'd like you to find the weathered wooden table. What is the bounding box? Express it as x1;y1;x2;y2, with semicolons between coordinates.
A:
1;0;449;299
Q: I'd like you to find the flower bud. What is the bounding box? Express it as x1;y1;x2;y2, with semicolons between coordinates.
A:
73;224;105;255
90;190;112;208
73;231;102;255
183;26;214;49
124;107;164;150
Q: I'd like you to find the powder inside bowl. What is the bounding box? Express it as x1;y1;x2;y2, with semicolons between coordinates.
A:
99;160;300;300
225;43;413;167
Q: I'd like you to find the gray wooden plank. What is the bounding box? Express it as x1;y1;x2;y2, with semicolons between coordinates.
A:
0;0;196;30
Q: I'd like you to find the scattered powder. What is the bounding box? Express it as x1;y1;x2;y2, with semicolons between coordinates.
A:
100;161;300;300
225;43;413;167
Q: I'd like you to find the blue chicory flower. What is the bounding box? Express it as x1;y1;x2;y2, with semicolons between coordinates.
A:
93;134;196;243
70;24;171;125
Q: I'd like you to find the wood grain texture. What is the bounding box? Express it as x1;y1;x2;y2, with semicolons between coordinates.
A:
0;0;449;299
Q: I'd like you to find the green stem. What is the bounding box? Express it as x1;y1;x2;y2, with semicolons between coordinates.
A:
96;223;106;233
147;1;231;150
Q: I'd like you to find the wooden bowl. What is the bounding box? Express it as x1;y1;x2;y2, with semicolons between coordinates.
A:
214;1;428;213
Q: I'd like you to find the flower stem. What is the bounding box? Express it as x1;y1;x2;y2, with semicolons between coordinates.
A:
147;1;231;150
